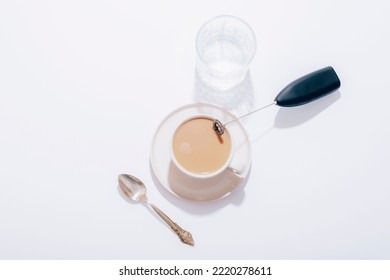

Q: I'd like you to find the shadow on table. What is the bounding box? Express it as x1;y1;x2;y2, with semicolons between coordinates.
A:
250;90;341;145
194;70;255;117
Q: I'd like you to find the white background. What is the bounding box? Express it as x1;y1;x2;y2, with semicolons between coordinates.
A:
1;0;389;259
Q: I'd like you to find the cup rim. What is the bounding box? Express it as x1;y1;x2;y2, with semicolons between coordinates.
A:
170;114;234;179
195;14;257;70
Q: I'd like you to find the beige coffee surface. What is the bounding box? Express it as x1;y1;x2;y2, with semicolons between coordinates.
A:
172;117;231;175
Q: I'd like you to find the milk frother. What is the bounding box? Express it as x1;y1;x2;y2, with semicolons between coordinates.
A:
213;66;341;135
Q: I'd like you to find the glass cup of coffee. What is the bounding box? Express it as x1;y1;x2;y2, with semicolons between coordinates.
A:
196;15;257;90
170;115;233;179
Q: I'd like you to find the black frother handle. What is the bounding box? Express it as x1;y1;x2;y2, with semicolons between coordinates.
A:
274;66;341;107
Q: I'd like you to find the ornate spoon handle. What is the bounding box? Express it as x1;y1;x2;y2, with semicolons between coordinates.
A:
148;203;194;246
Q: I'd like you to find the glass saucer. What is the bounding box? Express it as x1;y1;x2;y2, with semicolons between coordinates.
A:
150;103;251;202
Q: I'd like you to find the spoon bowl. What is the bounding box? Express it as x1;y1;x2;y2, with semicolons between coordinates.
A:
118;174;148;202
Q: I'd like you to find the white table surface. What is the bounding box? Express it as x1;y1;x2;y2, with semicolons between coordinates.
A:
1;0;389;259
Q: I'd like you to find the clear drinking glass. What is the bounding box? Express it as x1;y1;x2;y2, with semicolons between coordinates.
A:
196;15;257;90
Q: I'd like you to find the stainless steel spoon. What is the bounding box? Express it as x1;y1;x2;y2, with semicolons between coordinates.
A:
118;174;195;246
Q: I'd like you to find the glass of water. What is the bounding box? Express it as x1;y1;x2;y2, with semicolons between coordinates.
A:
196;15;257;90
